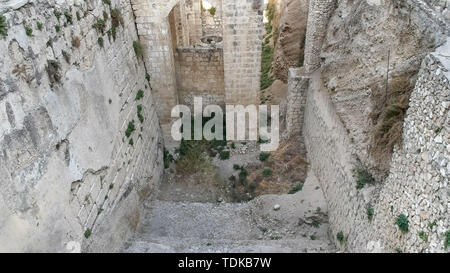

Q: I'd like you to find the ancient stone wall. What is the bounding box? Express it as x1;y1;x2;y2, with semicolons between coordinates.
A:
299;0;449;252
175;46;225;107
222;0;264;105
0;0;163;252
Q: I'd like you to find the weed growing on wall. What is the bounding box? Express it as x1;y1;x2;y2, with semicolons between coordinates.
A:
0;14;7;37
259;152;270;162
288;183;303;194
135;89;144;100
133;40;144;60
367;207;374;221
125;120;136;138
353;167;375;190
395;214;409;233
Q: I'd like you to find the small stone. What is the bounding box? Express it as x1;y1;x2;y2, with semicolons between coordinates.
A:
274;204;281;211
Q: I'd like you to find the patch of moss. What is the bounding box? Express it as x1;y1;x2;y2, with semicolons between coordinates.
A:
125;120;136;138
0;14;7;37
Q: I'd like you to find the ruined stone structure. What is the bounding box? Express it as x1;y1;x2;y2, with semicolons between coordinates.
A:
131;0;263;122
286;0;450;252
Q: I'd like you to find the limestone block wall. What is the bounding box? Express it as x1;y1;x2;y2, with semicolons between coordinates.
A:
303;0;335;73
0;0;163;252
302;38;450;253
222;0;264;105
175;46;225;107
285;68;309;136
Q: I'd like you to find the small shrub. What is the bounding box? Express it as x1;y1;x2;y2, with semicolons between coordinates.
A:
219;150;230;160
93;18;106;34
310;235;316;240
135;89;144;100
336;232;345;244
125;120;136;138
84;229;92;239
98;37;104;48
0;14;7;37
354;167;375;190
288;183;303;194
24;24;32;36
133;40;144;59
137;104;144;123
145;73;151;82
72;36;80;48
55;25;61;32
103;11;109;21
367;207;374;221
259;152;270;162
64;11;73;25
445;231;450;249
111;8;124;28
262;168;273;177
238;168;248;184
164;148;174;169
37;22;43;31
418;231;428;242
395;214;409;233
54;10;62;21
208;6;216;16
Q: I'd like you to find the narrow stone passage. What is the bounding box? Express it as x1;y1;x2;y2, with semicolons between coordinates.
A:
123;171;336;253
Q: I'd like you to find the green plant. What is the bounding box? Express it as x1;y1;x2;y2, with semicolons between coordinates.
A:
445;231;450;249
0;14;7;38
37;22;43;31
259;152;270;162
103;0;111;5
84;229;92;239
76;11;81;21
336;232;345;244
98;37;104;47
54;10;62;21
260;35;274;90
395;248;403;253
310;235;316;240
109;184;114;190
55;25;61;32
133;40;144;59
418;231;428;242
146;73;151;82
395;214;409;233
137;104;144;123
111;8;124;28
129;138;134;146
428;221;437;230
367;207;374;221
262;168;273;177
24;24;32;36
219;150;230;160
208;6;216;16
311;220;321;228
354;167;375;190
103;11;109;21
64;11;73;25
125;120;136;138
288;183;303;194
93;18;106;34
135;89;144;100
164;148;174;169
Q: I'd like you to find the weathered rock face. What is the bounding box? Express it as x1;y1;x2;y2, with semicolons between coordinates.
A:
320;0;449;178
0;0;163;252
273;0;309;83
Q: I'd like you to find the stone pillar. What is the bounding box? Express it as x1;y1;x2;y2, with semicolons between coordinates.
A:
222;0;264;105
303;0;335;73
286;68;309;136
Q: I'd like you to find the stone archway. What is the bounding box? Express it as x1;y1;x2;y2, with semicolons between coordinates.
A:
130;0;265;124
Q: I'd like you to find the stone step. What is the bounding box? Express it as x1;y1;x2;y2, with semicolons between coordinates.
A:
122;236;335;253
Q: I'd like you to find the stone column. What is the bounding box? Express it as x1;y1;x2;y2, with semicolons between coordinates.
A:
303;0;335;73
222;0;264;105
286;68;309;136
